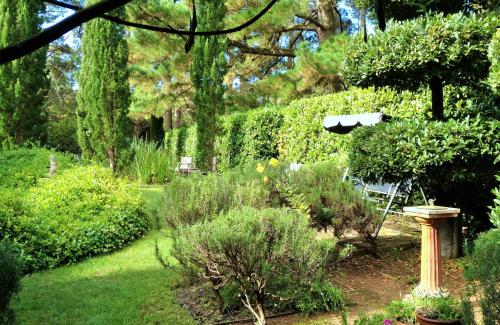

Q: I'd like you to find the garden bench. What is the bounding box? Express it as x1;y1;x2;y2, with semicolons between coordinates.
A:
175;156;198;174
343;168;427;238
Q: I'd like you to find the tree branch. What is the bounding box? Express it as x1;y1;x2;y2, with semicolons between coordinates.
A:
0;0;133;64
228;40;296;57
296;14;326;30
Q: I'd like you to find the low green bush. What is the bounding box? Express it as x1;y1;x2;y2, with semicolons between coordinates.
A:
349;117;499;229
130;138;174;184
464;229;500;325
164;170;270;228
287;161;379;245
0;239;25;325
47;117;80;154
0;147;76;190
173;207;344;324
0;166;149;270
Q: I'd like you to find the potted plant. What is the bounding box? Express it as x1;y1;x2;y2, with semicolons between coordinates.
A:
415;296;463;325
386;300;417;325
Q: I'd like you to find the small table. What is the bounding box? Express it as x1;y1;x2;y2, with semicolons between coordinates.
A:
403;206;460;297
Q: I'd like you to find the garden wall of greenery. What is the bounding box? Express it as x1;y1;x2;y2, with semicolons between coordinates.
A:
0;148;149;271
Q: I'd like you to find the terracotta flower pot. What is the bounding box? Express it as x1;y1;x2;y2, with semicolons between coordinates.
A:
416;312;461;325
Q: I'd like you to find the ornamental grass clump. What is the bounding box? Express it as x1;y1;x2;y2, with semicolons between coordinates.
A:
173;207;346;325
130;137;174;184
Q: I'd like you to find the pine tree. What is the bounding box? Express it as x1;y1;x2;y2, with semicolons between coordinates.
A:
0;0;49;145
191;0;228;172
76;1;130;171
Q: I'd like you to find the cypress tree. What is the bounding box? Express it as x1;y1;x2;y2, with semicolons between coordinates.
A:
0;0;49;145
76;1;130;171
191;0;227;172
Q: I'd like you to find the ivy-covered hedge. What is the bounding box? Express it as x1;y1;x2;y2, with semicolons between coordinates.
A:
349;117;499;226
279;87;430;164
0;147;76;190
343;12;498;89
0;166;149;271
215;112;247;171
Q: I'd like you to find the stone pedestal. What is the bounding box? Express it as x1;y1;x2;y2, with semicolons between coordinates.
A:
403;206;460;297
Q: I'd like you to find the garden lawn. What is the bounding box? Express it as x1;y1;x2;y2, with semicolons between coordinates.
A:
11;187;195;325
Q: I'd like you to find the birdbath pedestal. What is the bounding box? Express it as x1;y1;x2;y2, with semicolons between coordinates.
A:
403;206;460;297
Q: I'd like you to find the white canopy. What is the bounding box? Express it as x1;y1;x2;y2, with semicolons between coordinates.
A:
323;112;389;134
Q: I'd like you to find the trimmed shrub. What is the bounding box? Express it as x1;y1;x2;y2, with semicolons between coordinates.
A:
349;118;499;228
173;207;343;324
130;138;174;184
0;239;25;325
0;147;76;190
464;229;500;325
215;112;247;171
0;166;149;270
344;12;497;90
241;107;283;164
278;87;430;164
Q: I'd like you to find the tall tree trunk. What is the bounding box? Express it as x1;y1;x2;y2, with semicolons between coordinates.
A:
108;148;116;172
174;109;182;128
361;7;367;43
376;0;386;31
316;0;337;42
430;76;444;120
165;108;173;130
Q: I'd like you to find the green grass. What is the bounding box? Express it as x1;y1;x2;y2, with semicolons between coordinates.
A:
11;186;195;325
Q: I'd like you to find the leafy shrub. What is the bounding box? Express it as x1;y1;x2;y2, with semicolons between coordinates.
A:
349;118;499;228
278;87;430;164
241;107;283;164
0;147;76;190
164;170;270;228
285;161;379;247
491;180;500;228
130;138;174;184
47;117;80;154
173;207;342;324
488;29;500;94
344;12;498;90
0;166;149;270
0;239;25;325
464;229;500;325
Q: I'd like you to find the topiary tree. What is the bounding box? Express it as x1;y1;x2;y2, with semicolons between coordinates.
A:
191;0;228;172
343;12;498;120
0;0;49;145
76;0;131;171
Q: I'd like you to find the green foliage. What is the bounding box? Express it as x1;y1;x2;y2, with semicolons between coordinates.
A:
164;170;270;228
0;166;149;271
488;29;500;94
415;296;463;321
0;0;49;145
215;112;247;171
344;12;498;90
287;161;379;243
464;229;500;325
241;107;284;163
386;299;416;324
0;239;25;325
77;2;131;171
0;147;75;190
490;180;500;228
130;138;174;184
191;0;227;172
173;207;339;323
279;87;430;164
349;118;499;224
47;117;80;154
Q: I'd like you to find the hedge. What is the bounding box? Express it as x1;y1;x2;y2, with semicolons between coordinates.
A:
278;87;430;164
0;166;149;271
165;87;433;169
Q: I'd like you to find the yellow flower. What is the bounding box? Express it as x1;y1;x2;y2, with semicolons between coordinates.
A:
256;163;265;174
263;176;270;185
268;158;279;167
